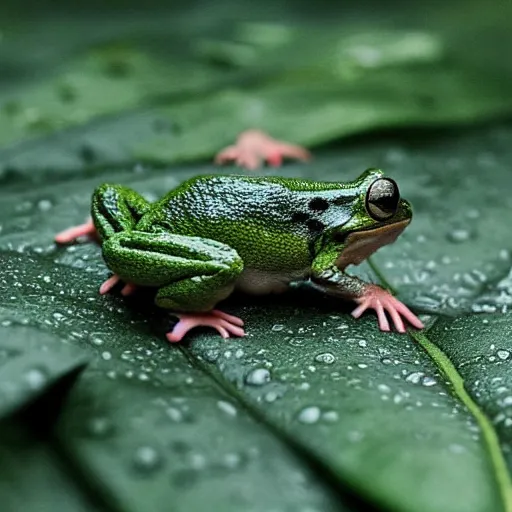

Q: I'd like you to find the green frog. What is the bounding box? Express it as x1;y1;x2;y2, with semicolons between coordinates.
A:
55;164;423;342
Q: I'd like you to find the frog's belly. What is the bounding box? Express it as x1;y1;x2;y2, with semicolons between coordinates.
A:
235;268;309;295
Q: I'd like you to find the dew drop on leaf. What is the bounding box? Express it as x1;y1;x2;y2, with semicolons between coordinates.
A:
101;351;112;361
497;350;510;360
322;410;339;422
272;324;284;332
245;368;271;386
422;376;437;387
133;446;162;474
25;367;47;390
405;371;424;384
297;406;321;424
217;400;237;416
166;407;183;422
87;417;113;438
314;352;335;364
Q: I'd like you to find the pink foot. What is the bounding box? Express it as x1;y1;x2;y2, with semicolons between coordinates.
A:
167;309;246;343
351;285;424;333
99;275;138;296
215;130;311;170
55;218;98;244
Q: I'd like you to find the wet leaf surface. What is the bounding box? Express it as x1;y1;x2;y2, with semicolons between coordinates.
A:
1;119;512;511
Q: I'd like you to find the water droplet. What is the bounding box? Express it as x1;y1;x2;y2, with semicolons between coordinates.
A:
87;417;113;438
503;396;512;406
91;337;104;346
422;376;437;387
217;400;237;416
264;391;279;402
357;363;368;369
498;350;510;361
25;367;46;390
223;452;242;469
380;357;392;365
37;199;53;212
378;384;391;393
405;371;424;384
101;351;112;361
297;406;321;424
245;368;271;386
446;228;473;244
448;444;466;454
315;352;335;364
322;410;339;422
358;340;367;347
166;407;183;422
133;446;162;474
272;324;284;332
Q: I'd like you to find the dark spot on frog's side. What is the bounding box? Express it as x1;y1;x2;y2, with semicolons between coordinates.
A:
291;211;310;223
308;197;329;211
306;219;325;233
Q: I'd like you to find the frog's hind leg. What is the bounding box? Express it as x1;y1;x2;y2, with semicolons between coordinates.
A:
55;184;151;244
101;231;245;341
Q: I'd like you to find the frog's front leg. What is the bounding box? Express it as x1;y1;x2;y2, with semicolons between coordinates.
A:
311;250;423;333
102;231;245;342
55;184;151;295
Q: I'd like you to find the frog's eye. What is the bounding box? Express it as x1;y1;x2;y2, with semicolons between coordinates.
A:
366;178;399;220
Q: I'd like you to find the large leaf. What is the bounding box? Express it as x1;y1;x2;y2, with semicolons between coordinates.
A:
1;0;512;172
2;118;512;510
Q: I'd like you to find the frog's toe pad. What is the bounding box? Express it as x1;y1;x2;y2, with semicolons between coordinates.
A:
351;285;424;333
167;309;246;343
99;275;138;296
55;218;97;244
215;129;311;170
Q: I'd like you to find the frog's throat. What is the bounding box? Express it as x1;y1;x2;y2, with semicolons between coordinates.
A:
335;219;410;270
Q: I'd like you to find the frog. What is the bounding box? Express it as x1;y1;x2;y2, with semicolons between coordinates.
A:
55;165;424;342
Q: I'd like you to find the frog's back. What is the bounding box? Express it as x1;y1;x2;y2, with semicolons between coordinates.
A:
138;175;352;272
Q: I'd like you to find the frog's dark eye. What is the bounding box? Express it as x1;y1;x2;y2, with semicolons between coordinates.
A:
366;178;399;220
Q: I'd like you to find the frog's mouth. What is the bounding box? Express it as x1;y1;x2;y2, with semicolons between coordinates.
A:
335;219;410;270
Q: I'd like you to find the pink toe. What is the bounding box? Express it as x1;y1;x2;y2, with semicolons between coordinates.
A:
55;220;96;244
121;283;137;296
211;310;244;326
99;275;120;295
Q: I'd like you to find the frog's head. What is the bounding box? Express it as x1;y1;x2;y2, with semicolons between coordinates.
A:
328;168;412;270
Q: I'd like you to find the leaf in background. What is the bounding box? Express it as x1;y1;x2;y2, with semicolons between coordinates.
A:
1;0;512;171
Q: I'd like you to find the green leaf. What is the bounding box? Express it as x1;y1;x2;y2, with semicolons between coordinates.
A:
1;0;512;171
0;326;87;420
0;420;104;512
2;119;512;511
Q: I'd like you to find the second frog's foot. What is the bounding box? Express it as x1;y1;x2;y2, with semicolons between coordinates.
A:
166;309;246;343
215;129;311;170
55;218;98;244
99;275;138;296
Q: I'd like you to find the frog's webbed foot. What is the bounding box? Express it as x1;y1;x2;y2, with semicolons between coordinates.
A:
351;285;424;333
215;129;311;170
167;309;246;343
55;218;98;244
99;275;138;297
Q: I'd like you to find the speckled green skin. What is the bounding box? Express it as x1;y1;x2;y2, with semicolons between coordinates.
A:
91;168;412;312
